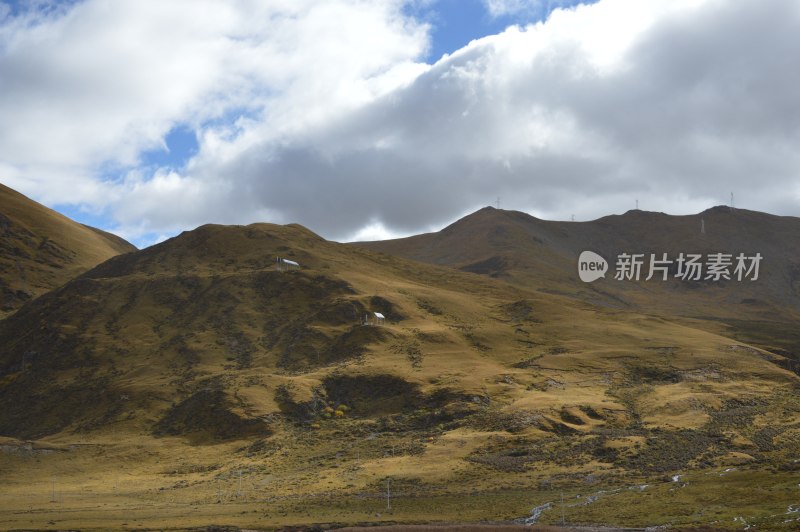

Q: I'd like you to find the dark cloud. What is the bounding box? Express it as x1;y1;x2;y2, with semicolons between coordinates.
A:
2;0;799;244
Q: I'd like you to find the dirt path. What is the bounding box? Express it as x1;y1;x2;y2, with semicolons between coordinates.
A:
327;525;645;531
323;526;725;532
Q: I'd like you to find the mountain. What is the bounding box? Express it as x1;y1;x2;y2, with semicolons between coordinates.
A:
0;183;136;317
357;206;800;372
0;219;799;529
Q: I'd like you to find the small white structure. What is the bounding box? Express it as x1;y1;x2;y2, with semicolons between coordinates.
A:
363;312;386;326
276;257;300;272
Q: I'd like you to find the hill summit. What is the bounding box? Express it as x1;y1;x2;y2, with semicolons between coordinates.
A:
0;183;135;317
357;205;800;368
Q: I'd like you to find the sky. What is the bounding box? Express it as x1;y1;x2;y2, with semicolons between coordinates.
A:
1;0;799;248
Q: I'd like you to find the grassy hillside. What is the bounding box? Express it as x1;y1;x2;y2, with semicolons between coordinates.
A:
0;221;798;529
0;183;136;317
357;206;800;376
358;206;800;313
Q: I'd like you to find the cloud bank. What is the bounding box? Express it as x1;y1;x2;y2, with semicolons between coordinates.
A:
1;0;799;246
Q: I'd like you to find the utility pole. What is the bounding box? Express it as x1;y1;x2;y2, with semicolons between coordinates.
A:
561;491;565;526
386;478;391;511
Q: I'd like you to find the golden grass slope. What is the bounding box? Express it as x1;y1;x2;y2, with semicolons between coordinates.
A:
0;221;798;529
0;183;136;317
355;206;800;379
356;206;800;320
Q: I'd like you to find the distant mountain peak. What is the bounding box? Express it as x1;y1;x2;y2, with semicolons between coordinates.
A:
701;205;736;214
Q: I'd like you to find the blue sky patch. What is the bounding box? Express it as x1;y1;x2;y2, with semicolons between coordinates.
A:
140;125;198;170
413;0;599;62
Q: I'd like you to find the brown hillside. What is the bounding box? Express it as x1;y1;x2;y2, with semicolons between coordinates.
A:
0;183;136;316
356;206;800;371
0;220;798;529
356;206;800;313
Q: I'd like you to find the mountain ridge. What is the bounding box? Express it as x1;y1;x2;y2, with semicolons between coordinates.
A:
0;182;136;317
356;204;800;317
355;204;800;382
1;193;799;528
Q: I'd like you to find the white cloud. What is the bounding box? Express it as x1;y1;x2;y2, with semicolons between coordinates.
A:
190;0;800;240
0;0;428;232
2;0;800;247
349;221;406;243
